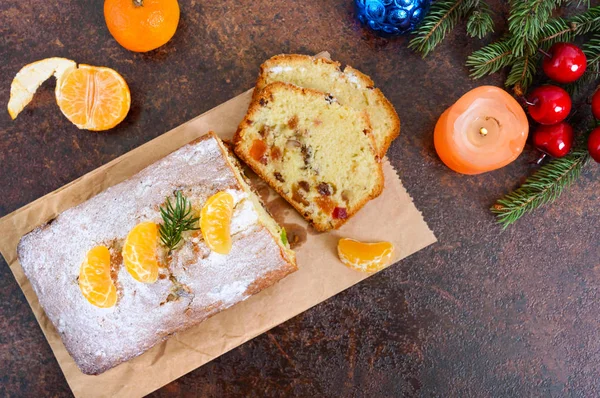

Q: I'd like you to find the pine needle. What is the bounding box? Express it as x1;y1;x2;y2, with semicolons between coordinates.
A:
492;148;591;228
159;191;199;252
505;53;539;94
467;39;513;78
466;2;494;39
409;0;476;57
539;6;600;47
508;0;563;57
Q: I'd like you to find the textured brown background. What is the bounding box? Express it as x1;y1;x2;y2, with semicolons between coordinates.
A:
1;1;599;397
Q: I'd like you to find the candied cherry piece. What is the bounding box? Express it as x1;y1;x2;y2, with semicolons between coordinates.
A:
250;139;268;164
332;207;348;219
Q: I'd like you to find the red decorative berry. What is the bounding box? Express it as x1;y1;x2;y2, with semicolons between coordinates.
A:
532;122;574;158
592;89;600;120
588;127;600;163
527;85;572;125
542;42;587;83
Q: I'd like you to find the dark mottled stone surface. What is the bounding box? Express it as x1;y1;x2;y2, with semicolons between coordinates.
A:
1;1;599;397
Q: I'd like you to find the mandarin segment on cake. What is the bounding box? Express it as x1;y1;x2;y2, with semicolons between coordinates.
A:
79;245;117;308
254;54;400;157
234;82;384;231
201;191;234;255
123;221;160;283
17;132;296;375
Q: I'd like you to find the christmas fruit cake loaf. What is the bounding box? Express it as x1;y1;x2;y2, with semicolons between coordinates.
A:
17;132;296;375
234;82;384;232
254;54;400;157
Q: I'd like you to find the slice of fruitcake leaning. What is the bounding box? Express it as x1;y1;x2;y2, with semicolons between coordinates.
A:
234;82;384;232
253;54;400;157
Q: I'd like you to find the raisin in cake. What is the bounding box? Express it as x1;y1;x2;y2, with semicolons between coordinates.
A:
17;132;296;375
254;54;400;157
234;82;384;232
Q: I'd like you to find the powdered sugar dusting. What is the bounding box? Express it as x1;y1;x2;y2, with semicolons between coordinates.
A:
207;280;251;304
17;134;296;374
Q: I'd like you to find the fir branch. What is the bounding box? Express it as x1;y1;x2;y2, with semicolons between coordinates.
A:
492;147;591;228
467;1;494;39
409;0;476;57
573;0;590;7
505;53;539;94
540;6;600;47
508;0;564;57
466;39;513;78
159;191;199;252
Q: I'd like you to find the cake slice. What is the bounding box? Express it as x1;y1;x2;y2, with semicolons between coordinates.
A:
17;132;296;375
254;54;400;157
234;82;384;232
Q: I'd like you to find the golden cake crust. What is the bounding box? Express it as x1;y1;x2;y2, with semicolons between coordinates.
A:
253;54;400;157
235;82;384;231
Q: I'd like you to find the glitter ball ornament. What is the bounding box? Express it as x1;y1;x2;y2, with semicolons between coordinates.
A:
355;0;431;36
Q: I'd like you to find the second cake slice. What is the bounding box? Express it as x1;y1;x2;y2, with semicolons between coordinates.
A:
234;82;384;231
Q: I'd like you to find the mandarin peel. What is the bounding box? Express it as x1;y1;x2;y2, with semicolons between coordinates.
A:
7;57;76;120
7;58;130;131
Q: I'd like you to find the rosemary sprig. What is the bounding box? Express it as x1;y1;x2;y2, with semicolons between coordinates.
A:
159;191;199;252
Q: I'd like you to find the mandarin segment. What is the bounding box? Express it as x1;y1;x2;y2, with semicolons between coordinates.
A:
55;64;130;131
79;245;117;308
201;191;234;254
337;238;394;273
122;221;159;283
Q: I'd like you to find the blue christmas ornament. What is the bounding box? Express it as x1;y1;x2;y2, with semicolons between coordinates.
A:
355;0;431;36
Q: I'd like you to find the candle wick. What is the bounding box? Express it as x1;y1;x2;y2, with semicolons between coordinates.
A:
479;127;488;137
484;116;501;128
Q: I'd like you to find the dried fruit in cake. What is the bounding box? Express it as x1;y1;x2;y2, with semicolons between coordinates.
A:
234;82;384;231
7;57;76;119
56;65;131;131
79;245;117;308
337;238;394;273
201;191;234;254
254;54;400;157
104;0;180;52
122;221;159;283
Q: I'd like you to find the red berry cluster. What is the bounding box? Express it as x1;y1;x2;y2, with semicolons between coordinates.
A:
526;42;600;163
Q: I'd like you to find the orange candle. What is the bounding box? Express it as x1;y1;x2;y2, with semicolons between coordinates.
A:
434;86;529;175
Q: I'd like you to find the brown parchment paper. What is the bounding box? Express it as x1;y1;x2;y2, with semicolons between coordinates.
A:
0;53;436;398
